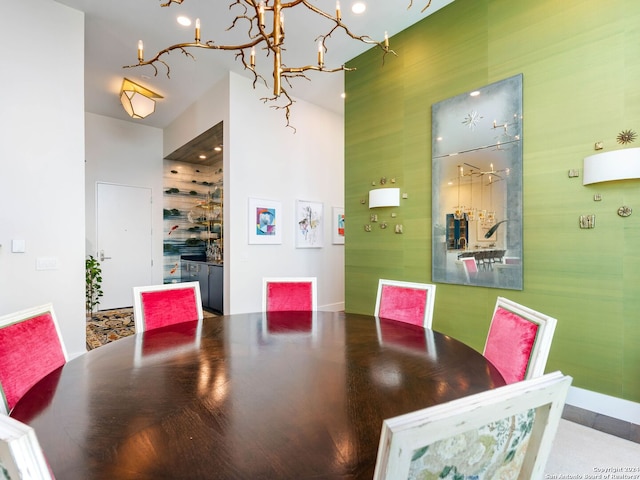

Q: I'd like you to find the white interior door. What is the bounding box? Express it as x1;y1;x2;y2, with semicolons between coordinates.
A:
97;183;153;310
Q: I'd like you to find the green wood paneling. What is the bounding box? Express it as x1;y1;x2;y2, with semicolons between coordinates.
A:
345;0;640;401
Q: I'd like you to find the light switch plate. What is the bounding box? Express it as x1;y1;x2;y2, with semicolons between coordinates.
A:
11;239;25;253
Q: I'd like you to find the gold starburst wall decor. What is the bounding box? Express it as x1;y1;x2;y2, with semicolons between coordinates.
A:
616;129;637;145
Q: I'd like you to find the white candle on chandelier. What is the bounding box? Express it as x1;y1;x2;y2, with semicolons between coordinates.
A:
258;1;265;27
250;47;256;68
195;18;201;42
318;41;324;66
336;1;341;20
384;31;389;48
137;40;144;62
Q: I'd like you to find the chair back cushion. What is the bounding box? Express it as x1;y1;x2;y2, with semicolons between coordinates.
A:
140;288;200;331
484;307;539;384
0;312;66;412
266;282;313;311
378;285;428;326
462;257;478;273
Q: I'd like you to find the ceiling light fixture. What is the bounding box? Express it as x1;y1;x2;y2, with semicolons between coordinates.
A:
119;78;164;119
177;16;192;26
351;2;366;14
125;0;432;129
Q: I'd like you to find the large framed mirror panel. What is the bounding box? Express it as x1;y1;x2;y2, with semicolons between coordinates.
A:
431;74;523;290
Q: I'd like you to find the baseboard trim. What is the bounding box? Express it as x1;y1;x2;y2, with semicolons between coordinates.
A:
319;302;345;312
566;386;640;425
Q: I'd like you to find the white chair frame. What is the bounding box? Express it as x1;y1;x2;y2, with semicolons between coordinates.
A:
0;414;53;479
0;303;68;415
261;277;318;312
374;371;572;480
374;279;437;329
132;281;203;333
484;296;558;381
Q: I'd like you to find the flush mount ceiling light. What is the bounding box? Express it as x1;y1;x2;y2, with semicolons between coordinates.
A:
351;2;366;14
177;16;192;26
119;78;164;119
125;0;433;129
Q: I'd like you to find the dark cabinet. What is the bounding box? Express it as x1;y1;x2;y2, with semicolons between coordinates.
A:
446;213;468;250
182;260;209;306
208;265;223;313
181;258;223;313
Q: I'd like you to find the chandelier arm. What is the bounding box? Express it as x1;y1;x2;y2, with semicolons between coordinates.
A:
234;50;270;90
160;0;184;6
282;65;355;75
407;0;432;13
301;0;392;54
261;87;296;133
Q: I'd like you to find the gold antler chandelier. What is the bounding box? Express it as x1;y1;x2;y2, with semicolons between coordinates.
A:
125;0;432;128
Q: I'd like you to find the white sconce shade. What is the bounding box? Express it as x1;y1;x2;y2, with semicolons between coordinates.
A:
369;188;400;208
120;78;163;119
583;147;640;185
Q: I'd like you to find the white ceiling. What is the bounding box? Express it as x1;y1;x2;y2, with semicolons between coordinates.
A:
56;0;454;129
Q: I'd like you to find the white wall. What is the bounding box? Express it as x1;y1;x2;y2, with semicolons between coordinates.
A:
164;72;345;314
84;113;164;284
0;0;86;356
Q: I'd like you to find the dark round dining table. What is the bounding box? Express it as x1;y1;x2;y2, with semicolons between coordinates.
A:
11;311;505;480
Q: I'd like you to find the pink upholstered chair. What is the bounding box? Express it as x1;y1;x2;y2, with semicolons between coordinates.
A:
374;279;437;329
133;281;203;333
0;303;68;414
459;257;478;282
0;414;54;479
374;371;572;480
262;277;317;312
483;296;557;384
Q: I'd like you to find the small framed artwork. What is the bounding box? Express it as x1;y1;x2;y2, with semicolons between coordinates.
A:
332;207;345;244
477;218;497;242
248;197;282;244
295;200;323;248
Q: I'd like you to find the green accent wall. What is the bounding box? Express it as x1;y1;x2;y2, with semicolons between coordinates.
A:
345;0;640;402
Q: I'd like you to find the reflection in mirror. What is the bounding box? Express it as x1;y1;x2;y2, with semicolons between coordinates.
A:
432;75;523;289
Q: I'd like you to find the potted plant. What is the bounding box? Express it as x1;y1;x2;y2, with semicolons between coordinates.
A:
86;255;104;315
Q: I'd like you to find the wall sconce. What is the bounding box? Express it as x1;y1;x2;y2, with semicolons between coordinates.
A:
120;78;163;119
583;147;640;185
369;188;400;208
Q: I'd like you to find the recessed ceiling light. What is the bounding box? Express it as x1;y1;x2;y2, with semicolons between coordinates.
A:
470;91;480;97
177;16;192;27
351;2;366;14
199;154;207;159
214;146;222;152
